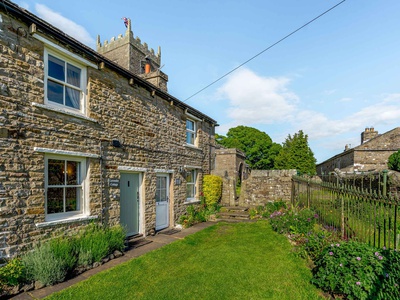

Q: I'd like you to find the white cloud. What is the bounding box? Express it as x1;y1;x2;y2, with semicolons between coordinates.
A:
339;97;352;102
35;4;95;47
217;68;298;124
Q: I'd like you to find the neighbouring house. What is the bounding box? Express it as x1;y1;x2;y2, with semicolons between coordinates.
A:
317;127;400;175
0;0;217;259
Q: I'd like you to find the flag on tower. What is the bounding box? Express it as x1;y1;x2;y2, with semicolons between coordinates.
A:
122;17;129;28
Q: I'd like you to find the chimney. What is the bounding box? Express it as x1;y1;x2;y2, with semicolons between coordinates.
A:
361;127;378;144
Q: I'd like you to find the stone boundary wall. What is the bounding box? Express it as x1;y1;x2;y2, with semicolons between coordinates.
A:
238;170;296;207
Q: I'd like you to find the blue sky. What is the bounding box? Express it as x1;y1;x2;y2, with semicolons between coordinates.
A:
17;0;400;163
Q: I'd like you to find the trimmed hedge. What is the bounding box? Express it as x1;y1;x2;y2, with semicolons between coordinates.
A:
202;175;222;206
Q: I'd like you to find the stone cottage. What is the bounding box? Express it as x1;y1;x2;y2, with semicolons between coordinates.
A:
317;127;400;175
0;0;217;259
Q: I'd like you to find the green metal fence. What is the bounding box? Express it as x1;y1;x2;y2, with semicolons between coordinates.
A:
292;171;399;250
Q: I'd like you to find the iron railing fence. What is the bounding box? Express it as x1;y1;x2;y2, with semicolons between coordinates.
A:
292;171;399;250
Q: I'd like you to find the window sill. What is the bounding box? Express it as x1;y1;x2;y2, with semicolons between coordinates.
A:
35;215;98;228
32;102;98;123
184;200;201;205
184;143;202;150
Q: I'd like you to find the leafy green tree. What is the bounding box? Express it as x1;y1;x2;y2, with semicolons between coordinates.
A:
216;126;281;169
274;130;316;175
388;150;400;171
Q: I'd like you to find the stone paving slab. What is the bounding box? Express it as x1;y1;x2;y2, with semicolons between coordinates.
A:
11;222;216;300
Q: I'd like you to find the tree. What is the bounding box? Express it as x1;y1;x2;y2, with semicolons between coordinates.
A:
388;150;400;171
216;126;281;169
274;130;316;175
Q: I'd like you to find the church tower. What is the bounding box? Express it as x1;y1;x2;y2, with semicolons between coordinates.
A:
96;18;168;92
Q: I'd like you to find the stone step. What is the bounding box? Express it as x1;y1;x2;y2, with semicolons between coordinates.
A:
220;206;249;212
218;211;250;220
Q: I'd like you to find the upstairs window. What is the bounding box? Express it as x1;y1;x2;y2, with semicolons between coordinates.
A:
186;119;196;146
45;49;86;113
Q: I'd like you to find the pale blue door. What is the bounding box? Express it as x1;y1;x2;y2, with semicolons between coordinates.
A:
120;173;139;236
155;174;169;230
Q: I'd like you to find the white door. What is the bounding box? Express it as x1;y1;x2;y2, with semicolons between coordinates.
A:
155;174;169;230
120;173;140;236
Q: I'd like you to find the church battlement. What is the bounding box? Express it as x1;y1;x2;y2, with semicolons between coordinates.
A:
96;18;161;70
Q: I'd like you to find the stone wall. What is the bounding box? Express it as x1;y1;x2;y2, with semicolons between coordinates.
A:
238;170;297;207
0;6;216;258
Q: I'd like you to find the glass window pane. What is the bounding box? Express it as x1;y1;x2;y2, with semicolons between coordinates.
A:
48;55;65;81
185;171;193;183
156;189;160;202
160;188;167;201
67;63;81;88
186;120;194;131
48;159;65;185
48;80;64;105
186;184;194;199
186;132;195;144
66;187;80;212
47;187;64;214
65;87;80;109
66;161;79;185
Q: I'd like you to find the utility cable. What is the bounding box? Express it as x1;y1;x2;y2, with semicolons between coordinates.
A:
183;0;347;103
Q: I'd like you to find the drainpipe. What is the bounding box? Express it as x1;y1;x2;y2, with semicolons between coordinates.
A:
99;140;104;225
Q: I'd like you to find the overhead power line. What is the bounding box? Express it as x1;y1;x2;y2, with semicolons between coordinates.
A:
183;0;347;103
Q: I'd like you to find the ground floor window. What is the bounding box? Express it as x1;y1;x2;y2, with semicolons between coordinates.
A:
186;169;197;201
45;155;87;220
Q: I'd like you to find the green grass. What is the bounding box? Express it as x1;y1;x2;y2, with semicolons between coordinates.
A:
46;221;324;300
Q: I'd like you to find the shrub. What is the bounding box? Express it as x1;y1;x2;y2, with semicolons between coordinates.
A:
388;150;400;171
22;242;67;286
312;241;385;300
249;201;287;219
179;204;219;228
269;207;318;236
293;224;341;260
374;249;400;300
106;225;126;253
49;237;77;273
0;258;26;287
202;175;223;207
76;223;110;266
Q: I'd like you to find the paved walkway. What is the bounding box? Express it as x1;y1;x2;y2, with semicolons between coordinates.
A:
12;222;216;300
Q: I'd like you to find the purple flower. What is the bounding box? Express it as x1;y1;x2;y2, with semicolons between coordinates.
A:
386;273;389;278
339;263;343;267
383;246;386;250
356;257;361;261
336;243;340;247
307;218;311;222
314;214;319;218
375;252;379;256
356;282;361;286
379;256;383;260
329;252;333;256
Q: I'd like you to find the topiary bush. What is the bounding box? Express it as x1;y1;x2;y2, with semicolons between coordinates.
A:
202;175;222;207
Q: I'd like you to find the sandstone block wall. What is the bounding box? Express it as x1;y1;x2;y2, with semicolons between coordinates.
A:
0;6;216;259
238;170;297;207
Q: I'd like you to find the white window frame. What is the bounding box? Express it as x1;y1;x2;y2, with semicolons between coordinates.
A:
45;154;89;222
44;48;87;115
185;169;197;202
186;118;197;146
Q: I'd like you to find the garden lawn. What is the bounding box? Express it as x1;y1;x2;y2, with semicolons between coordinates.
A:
46;221;324;300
